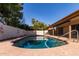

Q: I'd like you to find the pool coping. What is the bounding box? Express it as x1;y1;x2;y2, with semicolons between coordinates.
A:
45;35;68;44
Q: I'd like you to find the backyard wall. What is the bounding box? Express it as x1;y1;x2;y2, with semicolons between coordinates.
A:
0;22;36;40
0;22;48;40
36;30;48;35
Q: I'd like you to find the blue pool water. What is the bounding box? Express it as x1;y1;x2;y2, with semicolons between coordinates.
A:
13;36;67;49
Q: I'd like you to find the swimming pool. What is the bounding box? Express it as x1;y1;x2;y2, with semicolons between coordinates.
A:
13;36;67;49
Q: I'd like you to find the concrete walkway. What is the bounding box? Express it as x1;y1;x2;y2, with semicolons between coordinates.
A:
0;37;79;56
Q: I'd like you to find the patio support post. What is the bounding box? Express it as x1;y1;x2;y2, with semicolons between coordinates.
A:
69;25;72;40
52;27;55;35
53;29;54;35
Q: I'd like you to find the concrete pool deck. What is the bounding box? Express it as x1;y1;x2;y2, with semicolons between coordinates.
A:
0;36;79;56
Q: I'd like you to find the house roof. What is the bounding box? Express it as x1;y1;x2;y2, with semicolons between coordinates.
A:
48;10;79;28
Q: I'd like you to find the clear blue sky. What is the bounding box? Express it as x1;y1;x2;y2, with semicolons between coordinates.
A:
23;3;79;26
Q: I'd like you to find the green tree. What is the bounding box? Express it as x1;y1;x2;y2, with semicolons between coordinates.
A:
0;3;23;27
19;24;33;30
0;4;34;30
32;18;36;25
32;18;48;30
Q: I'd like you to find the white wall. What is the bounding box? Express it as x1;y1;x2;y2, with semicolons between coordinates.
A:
36;30;48;35
0;22;48;40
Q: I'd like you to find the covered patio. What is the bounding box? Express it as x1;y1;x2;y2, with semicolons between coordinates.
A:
48;10;79;41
